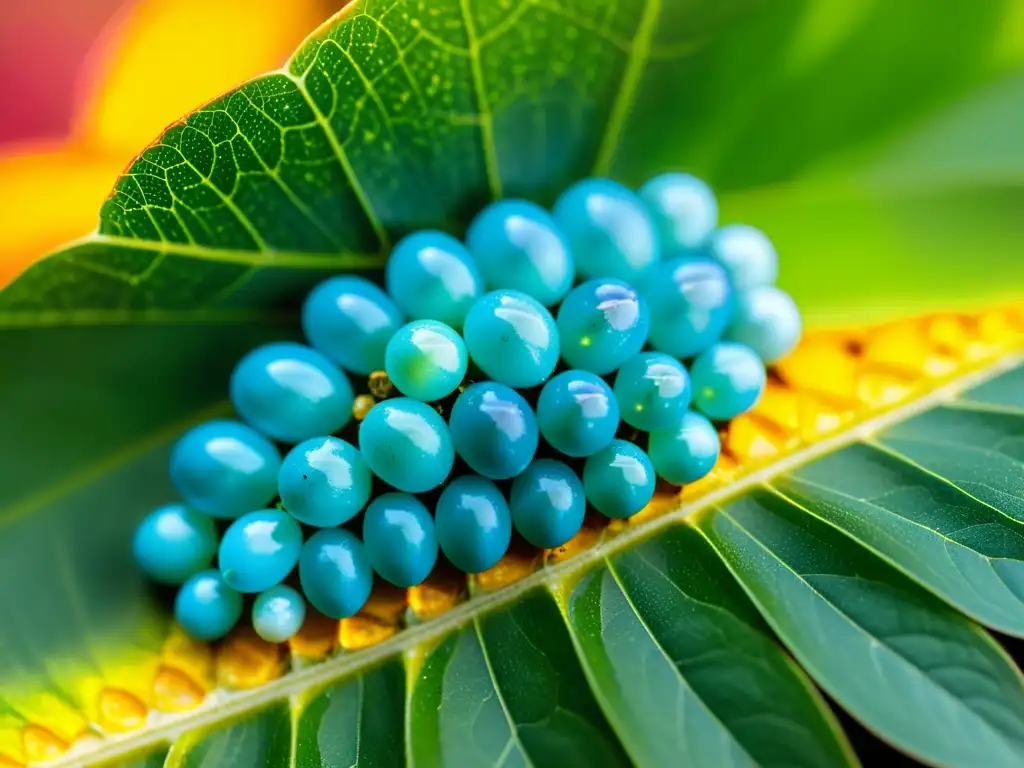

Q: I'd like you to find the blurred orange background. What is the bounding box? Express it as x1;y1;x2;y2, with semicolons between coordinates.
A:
0;0;343;285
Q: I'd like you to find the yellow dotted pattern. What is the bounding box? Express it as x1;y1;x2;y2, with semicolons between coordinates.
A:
2;307;1021;766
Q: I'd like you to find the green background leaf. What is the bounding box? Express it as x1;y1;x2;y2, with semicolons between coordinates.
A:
2;0;1024;766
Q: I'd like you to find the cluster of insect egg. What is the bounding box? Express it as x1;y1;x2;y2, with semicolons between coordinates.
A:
132;173;801;642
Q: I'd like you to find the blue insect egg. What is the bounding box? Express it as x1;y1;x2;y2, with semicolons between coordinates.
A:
278;436;371;527
435;475;512;573
466;199;574;306
449;382;539;480
252;584;306;643
537;370;619;458
648;410;721;485
170;419;281;519
509;459;586;548
638;172;718;252
553;177;660;283
557;278;649;374
230;342;353;444
358;398;455;492
462;289;560;388
613;352;691;432
724;285;802;364
385;319;468;402
583;439;656;519
362;493;438;587
299;528;373;619
133;504;219;585
385;230;483;329
302;276;403;375
218;509;303;593
707;224;778;290
174;569;243;641
646;257;733;359
690;341;767;421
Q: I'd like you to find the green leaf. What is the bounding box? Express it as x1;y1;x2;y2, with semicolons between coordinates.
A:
697;487;1024;768
773;440;1024;635
3;0;1024;766
564;526;855;768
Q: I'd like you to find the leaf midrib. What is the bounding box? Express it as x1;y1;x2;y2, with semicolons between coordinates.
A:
48;351;1023;768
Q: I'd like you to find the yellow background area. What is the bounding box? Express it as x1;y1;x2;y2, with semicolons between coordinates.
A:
0;0;343;289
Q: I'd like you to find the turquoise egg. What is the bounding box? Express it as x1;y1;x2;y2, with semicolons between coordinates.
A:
583;440;656;519
362;493;438;587
385;320;468;402
466;199;574;306
435;475;511;573
298;528;373;619
252;584;306;643
462;289;560;388
509;459;585;548
448;382;538;480
302;276;403;375
218;509;303;593
690;342;766;420
648;410;721;485
230;342;353;444
638;172;718;251
724;285;802;364
646;257;733;359
707;224;778;290
557;278;650;374
170;419;281;519
278;436;371;527
553;177;660;283
174;569;243;641
132;504;218;585
358;398;454;492
537;371;619;458
613;352;691;432
385;230;483;329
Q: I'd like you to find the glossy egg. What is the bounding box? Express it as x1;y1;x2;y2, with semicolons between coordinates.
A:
132;504;218;585
553;177;660;283
462;289;560;388
724;285;802;364
690;342;766;420
278;436;372;527
448;382;539;480
537;371;620;458
385;319;468;402
509;459;586;548
435;475;512;573
583;439;656;519
648;410;721;485
646;257;733;359
174;569;243;641
170;419;281;519
299;528;373;619
252;584;306;643
362;493;438;587
557;278;650;374
302;276;404;375
358;398;455;492
638;172;718;252
613;352;692;432
706;224;778;290
230;342;353;444
466;199;574;306
218;509;303;593
385;230;483;329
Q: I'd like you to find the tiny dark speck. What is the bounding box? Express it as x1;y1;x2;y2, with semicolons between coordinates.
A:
303;474;308;480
